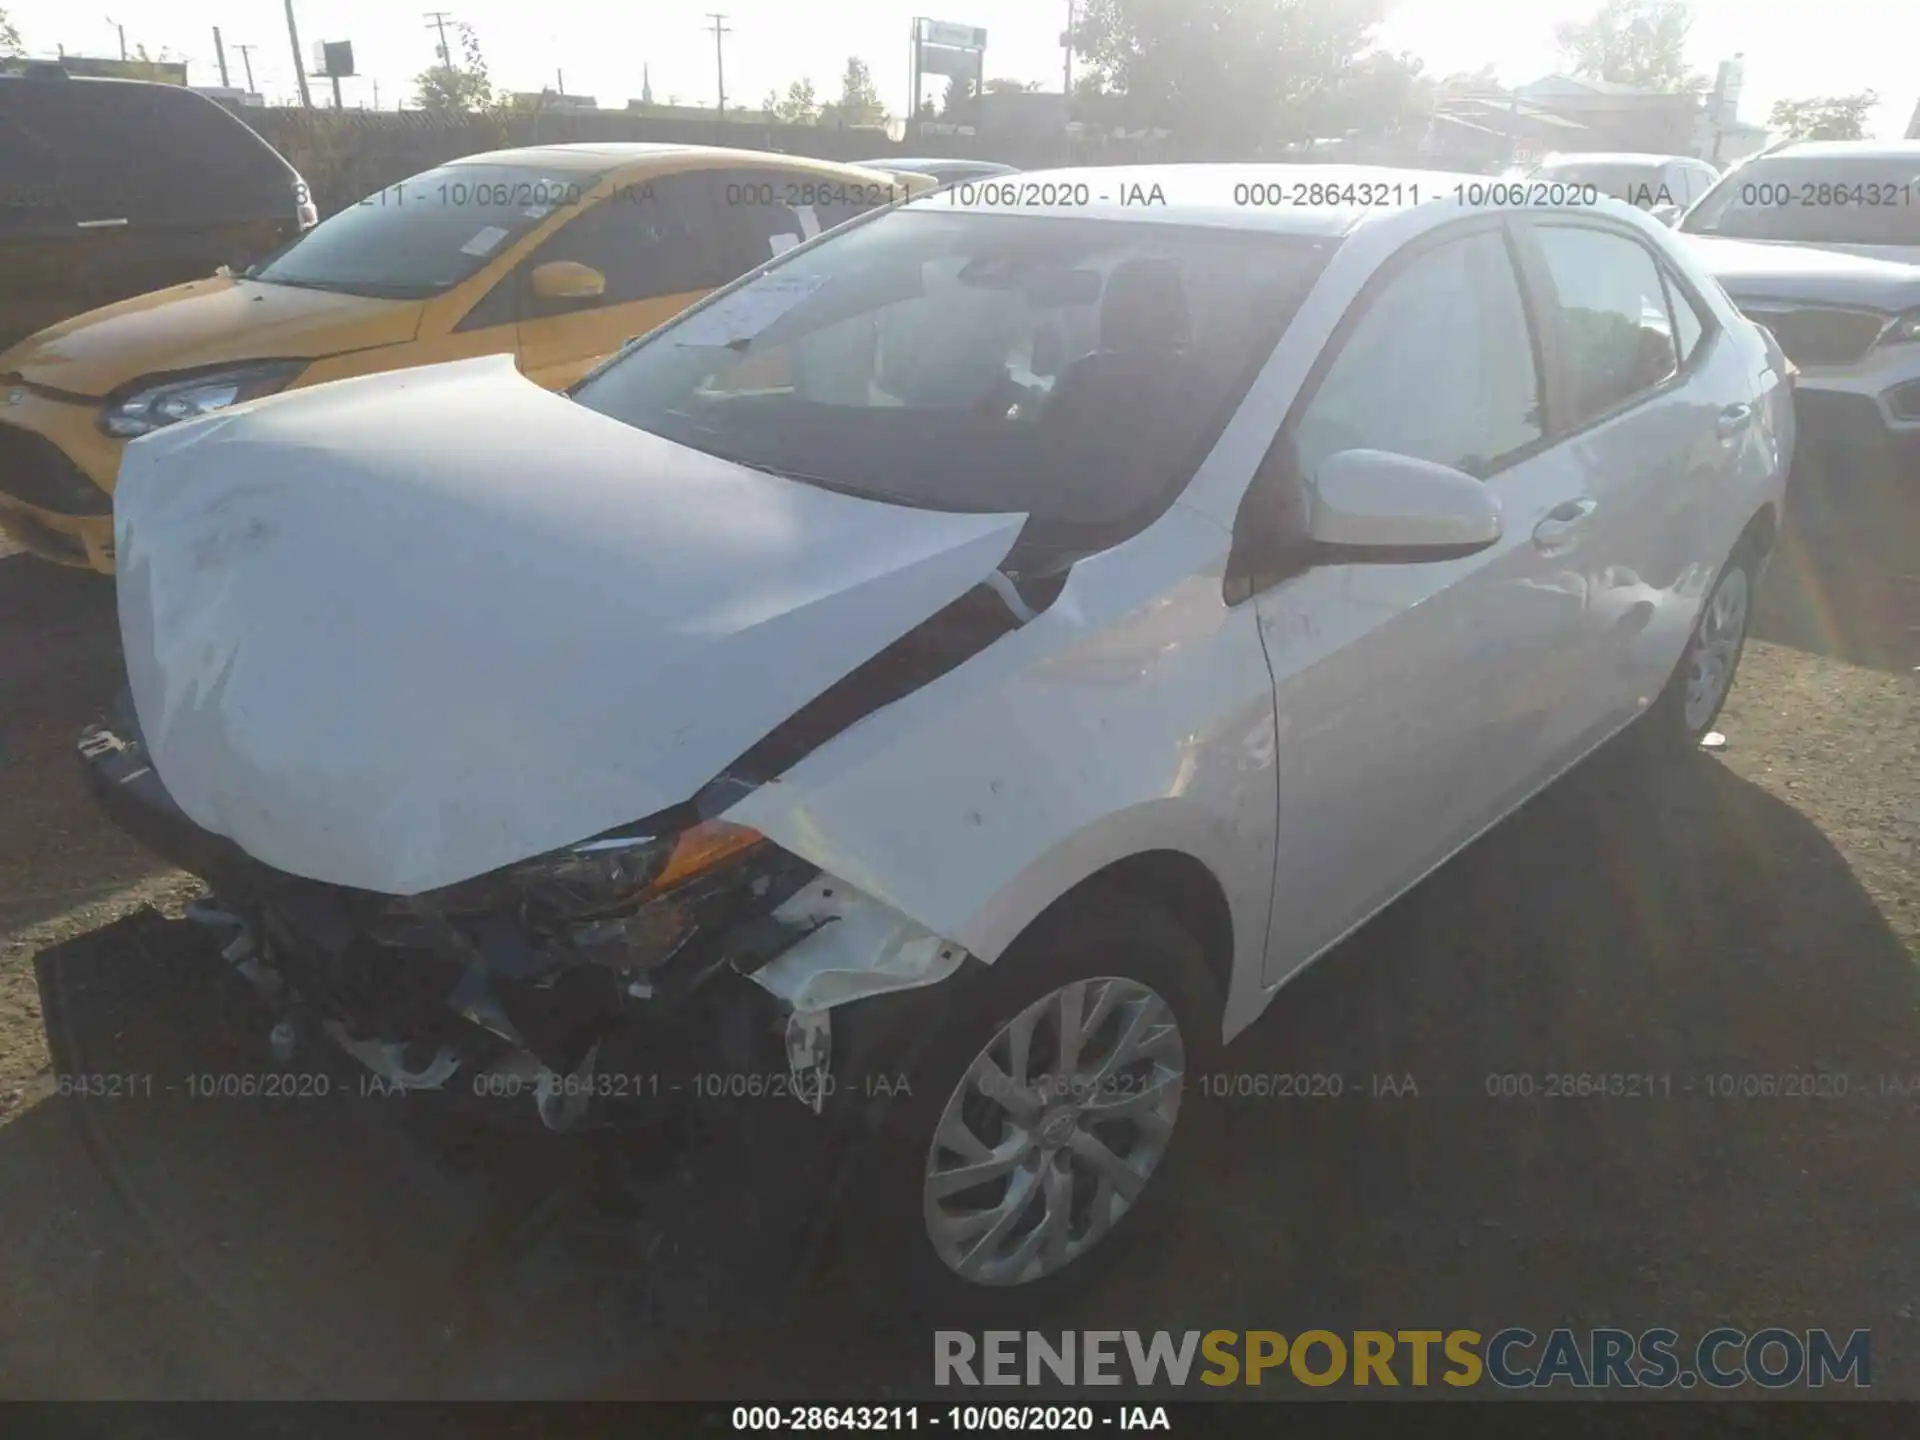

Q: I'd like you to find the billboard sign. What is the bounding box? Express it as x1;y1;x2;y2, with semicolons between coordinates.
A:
312;40;355;78
922;21;986;49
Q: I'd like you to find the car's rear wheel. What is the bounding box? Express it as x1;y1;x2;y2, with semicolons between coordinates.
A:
1636;540;1757;756
829;891;1221;1323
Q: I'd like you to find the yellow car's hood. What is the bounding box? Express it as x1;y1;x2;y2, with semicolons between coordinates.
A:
0;276;424;398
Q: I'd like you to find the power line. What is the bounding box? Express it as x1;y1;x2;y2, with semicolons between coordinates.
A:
705;12;731;116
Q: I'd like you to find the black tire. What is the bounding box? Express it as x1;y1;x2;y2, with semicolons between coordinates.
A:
1634;538;1759;759
823;888;1223;1325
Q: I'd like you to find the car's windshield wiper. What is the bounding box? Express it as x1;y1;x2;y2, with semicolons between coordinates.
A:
248;275;440;299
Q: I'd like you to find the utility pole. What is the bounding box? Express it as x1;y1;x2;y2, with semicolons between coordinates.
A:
373;78;381;109
423;11;454;68
705;13;731;117
283;0;312;107
212;26;230;87
908;16;920;131
105;17;127;60
1062;0;1073;97
234;43;258;94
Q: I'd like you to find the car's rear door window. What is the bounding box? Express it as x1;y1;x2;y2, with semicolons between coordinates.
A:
1530;224;1679;430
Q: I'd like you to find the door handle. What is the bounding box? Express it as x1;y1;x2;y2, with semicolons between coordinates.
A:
1716;402;1755;439
1532;496;1598;551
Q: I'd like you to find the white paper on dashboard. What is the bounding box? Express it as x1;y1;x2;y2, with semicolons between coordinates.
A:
672;273;829;347
460;225;510;256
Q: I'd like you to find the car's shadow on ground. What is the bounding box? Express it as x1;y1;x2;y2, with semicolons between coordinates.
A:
7;731;1916;1398
1755;452;1919;673
0;558;170;937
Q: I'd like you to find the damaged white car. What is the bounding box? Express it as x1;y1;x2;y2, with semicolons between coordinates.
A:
84;165;1792;1315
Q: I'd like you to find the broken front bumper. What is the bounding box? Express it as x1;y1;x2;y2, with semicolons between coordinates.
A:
78;696;967;1139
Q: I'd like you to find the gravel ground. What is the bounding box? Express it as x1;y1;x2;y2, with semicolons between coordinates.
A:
0;467;1914;1399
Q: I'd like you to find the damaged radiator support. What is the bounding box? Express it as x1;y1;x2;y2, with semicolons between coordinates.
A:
186;865;972;1133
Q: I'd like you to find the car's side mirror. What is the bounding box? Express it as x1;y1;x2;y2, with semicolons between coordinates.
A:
530;261;607;302
1306;449;1502;556
1650;203;1683;226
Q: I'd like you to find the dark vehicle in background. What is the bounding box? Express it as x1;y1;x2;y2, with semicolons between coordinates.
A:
0;66;315;351
859;157;1016;187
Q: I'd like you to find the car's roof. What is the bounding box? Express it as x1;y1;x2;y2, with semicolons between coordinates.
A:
919;163;1583;236
1767;139;1920;161
1537;151;1700;167
445;142;909;182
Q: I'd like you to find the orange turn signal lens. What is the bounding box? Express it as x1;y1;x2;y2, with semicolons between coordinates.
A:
646;819;766;896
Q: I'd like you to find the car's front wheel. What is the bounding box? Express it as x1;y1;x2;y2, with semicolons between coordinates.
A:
830;890;1221;1322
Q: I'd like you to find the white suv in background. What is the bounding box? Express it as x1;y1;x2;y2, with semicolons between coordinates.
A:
1678;140;1920;486
1532;151;1723;220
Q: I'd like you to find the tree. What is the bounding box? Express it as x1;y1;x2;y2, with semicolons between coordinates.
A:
1553;0;1705;93
984;77;1041;95
413;22;499;115
939;75;977;118
773;78;821;126
1768;91;1877;142
1070;0;1392;150
831;56;885;125
1316;49;1433;141
1438;62;1504;97
0;7;23;56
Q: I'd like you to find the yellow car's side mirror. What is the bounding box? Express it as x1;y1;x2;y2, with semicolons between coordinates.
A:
530;261;607;302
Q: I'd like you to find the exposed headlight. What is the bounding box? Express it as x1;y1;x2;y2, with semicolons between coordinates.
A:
405;819;767;923
1879;309;1920;347
102;361;306;438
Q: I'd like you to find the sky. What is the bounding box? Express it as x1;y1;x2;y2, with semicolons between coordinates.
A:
7;0;1917;140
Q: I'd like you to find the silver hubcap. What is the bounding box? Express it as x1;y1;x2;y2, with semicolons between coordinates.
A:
922;977;1186;1287
1683;565;1750;733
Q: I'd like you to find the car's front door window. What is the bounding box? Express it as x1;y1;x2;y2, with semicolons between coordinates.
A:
1292;228;1543;482
519;171;733;319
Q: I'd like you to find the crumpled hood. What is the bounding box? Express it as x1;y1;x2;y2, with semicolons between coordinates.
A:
1679;235;1920;311
1;276;422;398
114;356;1026;895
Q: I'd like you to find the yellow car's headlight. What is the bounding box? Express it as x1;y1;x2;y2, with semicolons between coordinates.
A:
102;361;305;438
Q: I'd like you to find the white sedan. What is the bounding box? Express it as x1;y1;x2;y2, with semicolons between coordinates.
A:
91;164;1793;1317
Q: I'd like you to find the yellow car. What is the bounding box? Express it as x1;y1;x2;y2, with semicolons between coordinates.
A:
0;143;929;572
